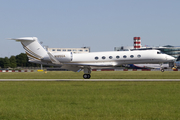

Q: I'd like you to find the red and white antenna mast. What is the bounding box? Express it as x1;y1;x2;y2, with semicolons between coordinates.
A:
134;37;141;49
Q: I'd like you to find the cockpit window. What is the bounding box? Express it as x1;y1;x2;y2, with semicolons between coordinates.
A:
157;51;161;54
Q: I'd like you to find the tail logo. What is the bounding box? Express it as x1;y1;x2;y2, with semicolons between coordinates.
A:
21;43;42;61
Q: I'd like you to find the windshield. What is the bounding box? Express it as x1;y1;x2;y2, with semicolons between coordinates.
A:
157;51;165;54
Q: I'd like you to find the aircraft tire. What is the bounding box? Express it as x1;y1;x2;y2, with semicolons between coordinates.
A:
161;69;164;72
83;74;91;79
88;74;91;79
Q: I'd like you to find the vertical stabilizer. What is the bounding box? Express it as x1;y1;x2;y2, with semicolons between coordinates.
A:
9;37;48;62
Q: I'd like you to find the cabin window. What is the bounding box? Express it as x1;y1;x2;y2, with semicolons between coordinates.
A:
123;55;127;58
63;49;66;51
109;56;113;59
130;55;134;58
68;49;71;51
137;54;141;58
52;49;56;51
102;56;106;59
95;57;99;60
116;56;120;59
57;49;61;51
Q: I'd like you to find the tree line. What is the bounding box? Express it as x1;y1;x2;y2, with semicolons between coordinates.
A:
0;53;40;69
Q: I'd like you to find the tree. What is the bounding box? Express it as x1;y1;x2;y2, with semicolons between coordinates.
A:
3;57;10;68
0;53;43;68
15;53;28;67
0;58;4;68
9;56;17;68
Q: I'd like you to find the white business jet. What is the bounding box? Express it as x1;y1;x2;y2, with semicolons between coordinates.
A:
10;37;175;79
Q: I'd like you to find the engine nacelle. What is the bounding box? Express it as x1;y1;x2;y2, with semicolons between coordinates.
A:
42;52;72;63
53;52;72;62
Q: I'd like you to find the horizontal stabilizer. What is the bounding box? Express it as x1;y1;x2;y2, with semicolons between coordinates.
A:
8;37;37;42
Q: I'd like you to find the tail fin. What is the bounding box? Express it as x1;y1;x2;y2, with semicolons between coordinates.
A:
9;37;48;62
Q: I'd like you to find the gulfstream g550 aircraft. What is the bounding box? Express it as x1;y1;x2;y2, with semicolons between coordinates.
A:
10;37;175;79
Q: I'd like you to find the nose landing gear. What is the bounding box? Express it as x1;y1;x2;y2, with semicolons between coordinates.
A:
160;63;165;72
160;68;164;72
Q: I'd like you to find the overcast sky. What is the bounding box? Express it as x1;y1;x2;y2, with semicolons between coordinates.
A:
1;0;180;57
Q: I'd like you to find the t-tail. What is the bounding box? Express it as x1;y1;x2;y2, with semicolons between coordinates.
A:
9;37;48;63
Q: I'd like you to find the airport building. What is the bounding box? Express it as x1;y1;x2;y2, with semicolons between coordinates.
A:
114;37;180;61
157;45;180;61
47;47;90;53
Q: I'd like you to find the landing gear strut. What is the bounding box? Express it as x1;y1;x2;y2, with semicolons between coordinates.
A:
160;63;164;72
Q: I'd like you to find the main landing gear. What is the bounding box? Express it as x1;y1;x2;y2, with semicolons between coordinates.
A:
83;67;91;79
83;74;91;79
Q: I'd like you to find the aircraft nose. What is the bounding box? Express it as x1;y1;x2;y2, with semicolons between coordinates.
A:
166;55;176;61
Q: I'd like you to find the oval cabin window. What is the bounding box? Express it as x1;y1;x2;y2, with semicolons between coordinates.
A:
116;56;120;59
137;55;141;58
123;55;127;58
102;56;106;59
95;57;99;60
130;55;134;58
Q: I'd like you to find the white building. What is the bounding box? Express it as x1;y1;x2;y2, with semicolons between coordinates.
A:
47;47;90;53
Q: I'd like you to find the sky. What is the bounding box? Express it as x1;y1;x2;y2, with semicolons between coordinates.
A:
0;0;180;57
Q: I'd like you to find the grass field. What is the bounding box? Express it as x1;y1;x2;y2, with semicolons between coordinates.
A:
0;81;180;120
0;71;180;119
0;71;180;79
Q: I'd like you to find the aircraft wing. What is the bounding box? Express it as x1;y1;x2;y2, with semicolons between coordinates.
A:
60;62;119;72
61;64;82;72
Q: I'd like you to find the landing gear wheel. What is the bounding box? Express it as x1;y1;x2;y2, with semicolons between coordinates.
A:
160;68;164;72
83;74;91;79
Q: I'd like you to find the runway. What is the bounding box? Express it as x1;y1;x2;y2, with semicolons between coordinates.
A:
0;79;180;81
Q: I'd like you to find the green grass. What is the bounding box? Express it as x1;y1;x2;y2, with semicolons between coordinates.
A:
0;81;180;120
0;71;180;79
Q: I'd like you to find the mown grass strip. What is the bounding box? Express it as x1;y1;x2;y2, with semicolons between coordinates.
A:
0;71;180;79
0;81;180;120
